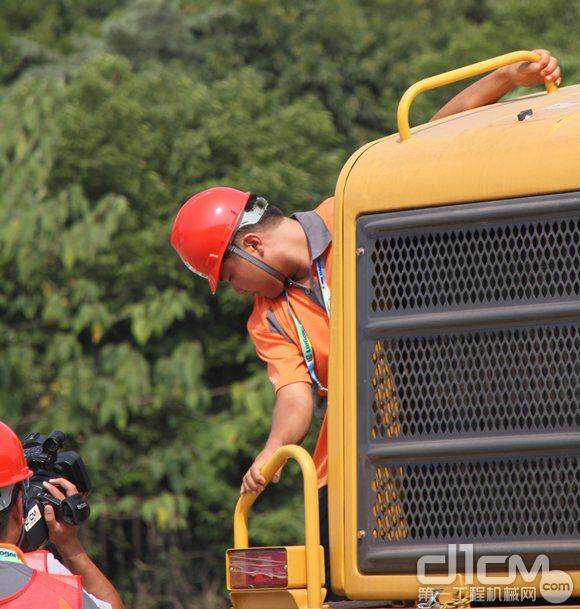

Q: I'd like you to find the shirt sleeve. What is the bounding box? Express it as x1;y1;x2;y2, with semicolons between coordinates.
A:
47;554;113;609
247;304;312;392
83;591;108;609
46;553;71;576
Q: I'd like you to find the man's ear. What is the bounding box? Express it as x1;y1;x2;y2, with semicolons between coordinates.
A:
13;489;24;526
241;233;264;255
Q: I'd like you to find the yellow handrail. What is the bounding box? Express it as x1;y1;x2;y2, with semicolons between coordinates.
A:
397;50;558;141
233;444;322;609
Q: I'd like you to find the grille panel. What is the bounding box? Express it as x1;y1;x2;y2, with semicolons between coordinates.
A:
357;193;580;573
370;324;579;441
370;217;580;314
370;455;580;543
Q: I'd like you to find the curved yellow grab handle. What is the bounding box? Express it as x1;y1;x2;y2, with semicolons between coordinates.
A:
233;445;322;609
397;50;558;141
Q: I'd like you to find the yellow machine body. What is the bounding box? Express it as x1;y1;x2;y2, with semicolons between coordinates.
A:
328;77;580;599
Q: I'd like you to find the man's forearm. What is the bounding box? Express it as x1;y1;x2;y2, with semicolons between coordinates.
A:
60;541;124;609
429;68;513;122
267;386;313;448
241;382;315;493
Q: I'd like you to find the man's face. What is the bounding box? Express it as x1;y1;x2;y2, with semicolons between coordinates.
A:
220;253;284;299
0;490;24;546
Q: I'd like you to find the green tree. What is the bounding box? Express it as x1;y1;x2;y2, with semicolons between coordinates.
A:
0;46;340;607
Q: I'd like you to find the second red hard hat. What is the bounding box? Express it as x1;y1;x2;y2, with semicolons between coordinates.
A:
0;422;33;488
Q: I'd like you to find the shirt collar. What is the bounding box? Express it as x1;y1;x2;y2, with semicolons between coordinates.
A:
0;544;25;564
291;210;332;261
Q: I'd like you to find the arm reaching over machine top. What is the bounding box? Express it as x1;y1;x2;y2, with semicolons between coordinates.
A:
429;48;561;122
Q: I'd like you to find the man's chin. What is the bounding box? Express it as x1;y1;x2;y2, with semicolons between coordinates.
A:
263;286;285;300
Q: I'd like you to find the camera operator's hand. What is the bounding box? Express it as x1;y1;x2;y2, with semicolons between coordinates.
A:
43;478;83;557
42;478;124;609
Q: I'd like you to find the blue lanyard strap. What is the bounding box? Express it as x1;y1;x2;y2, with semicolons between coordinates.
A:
283;255;330;393
315;257;331;315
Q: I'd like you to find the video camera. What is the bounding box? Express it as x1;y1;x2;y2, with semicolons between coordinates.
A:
21;430;91;551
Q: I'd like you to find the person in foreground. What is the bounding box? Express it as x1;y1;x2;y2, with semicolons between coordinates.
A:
0;421;124;609
170;50;560;595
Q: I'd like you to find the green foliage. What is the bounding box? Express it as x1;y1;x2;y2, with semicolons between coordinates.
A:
0;1;578;607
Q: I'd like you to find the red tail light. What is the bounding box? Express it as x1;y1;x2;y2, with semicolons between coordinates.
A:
229;548;288;589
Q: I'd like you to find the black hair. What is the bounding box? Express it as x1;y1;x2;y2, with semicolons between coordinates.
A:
0;483;21;539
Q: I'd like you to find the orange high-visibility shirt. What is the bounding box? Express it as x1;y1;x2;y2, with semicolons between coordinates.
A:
247;197;333;488
0;544;83;609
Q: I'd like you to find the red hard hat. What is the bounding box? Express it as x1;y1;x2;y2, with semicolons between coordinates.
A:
170;187;252;293
0;422;33;487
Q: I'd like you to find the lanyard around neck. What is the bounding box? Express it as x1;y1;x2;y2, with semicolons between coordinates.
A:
283;255;330;393
315;257;331;315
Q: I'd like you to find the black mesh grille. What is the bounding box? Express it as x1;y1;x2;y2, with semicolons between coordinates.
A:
370;455;580;543
370;324;579;441
358;194;580;573
370;217;580;314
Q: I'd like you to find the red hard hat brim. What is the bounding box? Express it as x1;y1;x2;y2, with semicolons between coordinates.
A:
204;197;250;294
208;271;219;294
3;467;33;486
207;252;223;295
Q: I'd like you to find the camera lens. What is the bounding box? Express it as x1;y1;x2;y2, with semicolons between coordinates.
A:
44;430;66;452
61;494;90;526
